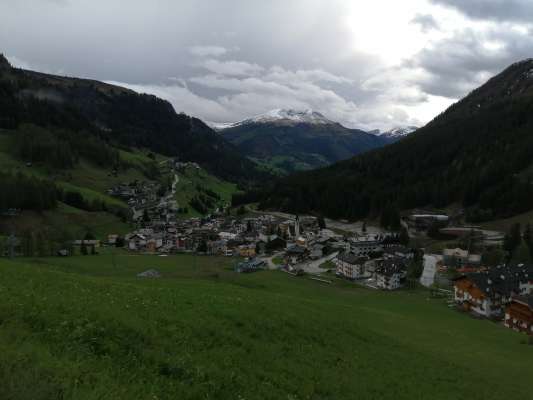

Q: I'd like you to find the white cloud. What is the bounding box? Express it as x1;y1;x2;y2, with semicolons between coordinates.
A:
106;79;234;122
4;0;533;131
199;59;264;76
188;45;228;57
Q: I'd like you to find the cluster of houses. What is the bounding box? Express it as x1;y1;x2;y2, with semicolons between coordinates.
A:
333;234;414;290
453;264;533;335
108;179;179;224
443;248;482;267
124;213;309;257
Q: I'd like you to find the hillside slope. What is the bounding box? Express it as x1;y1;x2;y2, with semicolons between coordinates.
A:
259;59;533;221
0;125;237;243
218;109;391;174
0;54;267;184
1;254;532;399
0;125;161;241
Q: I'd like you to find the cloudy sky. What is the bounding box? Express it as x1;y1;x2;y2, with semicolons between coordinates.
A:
2;0;533;130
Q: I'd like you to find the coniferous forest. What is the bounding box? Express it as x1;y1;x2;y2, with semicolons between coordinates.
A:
0;55;269;185
255;60;533;222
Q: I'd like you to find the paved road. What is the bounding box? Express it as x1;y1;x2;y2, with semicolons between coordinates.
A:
260;251;284;270
294;251;339;275
420;254;438;287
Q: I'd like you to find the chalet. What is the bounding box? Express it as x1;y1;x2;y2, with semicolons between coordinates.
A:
375;259;405;290
285;244;307;264
443;248;481;266
235;258;265;273
146;236;163;253
407;213;449;231
349;236;383;257
238;244;256;258
207;240;228;256
127;233;147;251
299;216;319;232
505;296;533;335
108;185;136;199
335;252;367;279
309;244;324;260
382;245;413;260
243;230;260;243
453;264;533;319
219;231;237;240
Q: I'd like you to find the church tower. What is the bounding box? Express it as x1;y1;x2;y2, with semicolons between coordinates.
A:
295;215;300;238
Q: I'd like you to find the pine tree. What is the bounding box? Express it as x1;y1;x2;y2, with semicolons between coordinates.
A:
524;223;532;244
317;215;326;230
399;227;410;246
504;223;522;257
80;242;88;256
511;240;531;264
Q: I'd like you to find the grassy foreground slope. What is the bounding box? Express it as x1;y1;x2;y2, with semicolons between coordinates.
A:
1;254;532;399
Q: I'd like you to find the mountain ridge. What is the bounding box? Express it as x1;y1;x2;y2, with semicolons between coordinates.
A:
210;108;336;130
374;126;418;139
255;59;533;222
214;108;398;174
0;55;269;184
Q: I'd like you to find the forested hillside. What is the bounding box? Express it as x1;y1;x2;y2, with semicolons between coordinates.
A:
0;54;267;184
219;110;390;174
256;59;533;222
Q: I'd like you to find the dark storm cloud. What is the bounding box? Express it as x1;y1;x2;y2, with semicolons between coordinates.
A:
407;25;533;99
431;0;533;23
0;0;371;83
0;0;398;128
1;0;532;129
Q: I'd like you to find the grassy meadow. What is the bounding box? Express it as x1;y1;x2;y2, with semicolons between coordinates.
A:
0;131;160;239
174;165;239;218
1;252;532;399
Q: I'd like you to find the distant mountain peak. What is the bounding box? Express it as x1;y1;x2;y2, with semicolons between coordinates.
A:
209;108;335;130
373;126;418;139
257;108;333;124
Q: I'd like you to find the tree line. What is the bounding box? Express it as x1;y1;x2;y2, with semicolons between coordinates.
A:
255;88;533;222
0;172;58;211
0;171;129;222
12;124;119;169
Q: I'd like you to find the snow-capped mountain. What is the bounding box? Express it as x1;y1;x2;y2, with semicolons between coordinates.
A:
374;126;418;139
214;108;392;174
209;109;335;130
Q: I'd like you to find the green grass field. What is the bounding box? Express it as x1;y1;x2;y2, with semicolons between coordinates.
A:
0;132;160;239
1;253;532;399
0;203;131;242
174;165;239;218
481;208;533;233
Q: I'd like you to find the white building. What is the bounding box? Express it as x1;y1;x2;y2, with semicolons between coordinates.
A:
335;252;366;279
443;248;481;266
375;259;405;290
349;236;383;256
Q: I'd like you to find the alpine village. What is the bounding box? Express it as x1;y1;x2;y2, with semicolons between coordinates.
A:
2;3;533;399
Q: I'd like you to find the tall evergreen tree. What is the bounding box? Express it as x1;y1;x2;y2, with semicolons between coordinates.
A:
399;227;410;246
